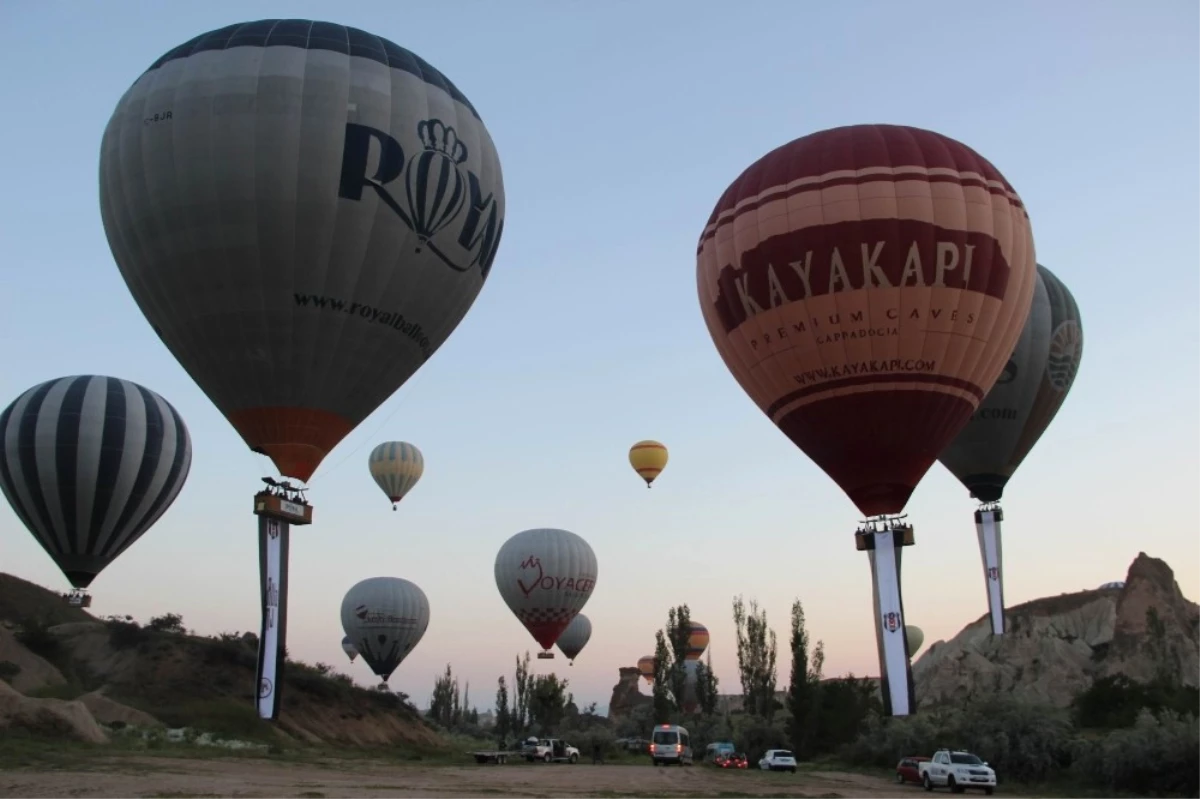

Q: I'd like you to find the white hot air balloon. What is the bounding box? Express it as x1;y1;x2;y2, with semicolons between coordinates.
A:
341;635;359;663
555;613;592;665
495;528;597;658
340;577;430;684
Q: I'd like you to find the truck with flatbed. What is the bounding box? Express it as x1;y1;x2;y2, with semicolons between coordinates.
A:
918;749;997;794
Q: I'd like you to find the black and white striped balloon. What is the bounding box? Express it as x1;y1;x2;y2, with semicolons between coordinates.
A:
0;375;192;589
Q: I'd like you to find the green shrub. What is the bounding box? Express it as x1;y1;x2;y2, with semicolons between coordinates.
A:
1074;674;1200;729
841;698;1076;783
1073;709;1199;797
105;617;150;649
14;617;60;659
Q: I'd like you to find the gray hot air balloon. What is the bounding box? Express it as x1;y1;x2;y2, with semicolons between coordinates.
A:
341;635;359;663
340;577;430;683
0;376;192;598
98;20;505;485
555;613;592;664
938;264;1084;636
495;528;597;657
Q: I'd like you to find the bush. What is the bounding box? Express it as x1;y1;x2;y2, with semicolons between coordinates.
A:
844;698;1077;783
0;661;21;682
1074;674;1200;729
105;617;150;650
14;617;60;659
1073;709;1199;797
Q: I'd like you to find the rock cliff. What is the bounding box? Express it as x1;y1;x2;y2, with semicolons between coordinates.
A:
607;666;652;720
913;552;1198;708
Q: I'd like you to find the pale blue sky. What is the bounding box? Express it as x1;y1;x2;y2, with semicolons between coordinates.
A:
0;1;1196;712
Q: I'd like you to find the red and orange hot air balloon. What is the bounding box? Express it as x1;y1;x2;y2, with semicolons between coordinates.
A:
697;124;1036;717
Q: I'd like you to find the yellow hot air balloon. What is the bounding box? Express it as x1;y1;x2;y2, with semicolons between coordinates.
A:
368;442;425;510
629;440;669;488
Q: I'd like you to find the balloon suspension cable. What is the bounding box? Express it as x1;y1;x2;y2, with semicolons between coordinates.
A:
260;476;310;507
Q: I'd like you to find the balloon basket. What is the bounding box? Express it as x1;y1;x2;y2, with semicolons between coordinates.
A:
974;504;1006;635
537;651;555;660
62;590;92;609
855;516;916;718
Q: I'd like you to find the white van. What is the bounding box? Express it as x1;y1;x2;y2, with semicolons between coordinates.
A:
649;724;693;766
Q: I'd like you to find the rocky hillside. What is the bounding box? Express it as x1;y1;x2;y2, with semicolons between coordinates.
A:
0;572;446;748
913;552;1199;708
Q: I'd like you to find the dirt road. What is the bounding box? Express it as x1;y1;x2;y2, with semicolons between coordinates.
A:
0;756;912;797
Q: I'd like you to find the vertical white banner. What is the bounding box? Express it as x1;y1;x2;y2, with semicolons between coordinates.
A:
870;529;912;716
976;509;1005;635
256;517;287;720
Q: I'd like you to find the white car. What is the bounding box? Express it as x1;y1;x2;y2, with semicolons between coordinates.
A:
758;749;797;772
918;749;996;794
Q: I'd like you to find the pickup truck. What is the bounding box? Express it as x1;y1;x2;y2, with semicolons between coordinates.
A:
522;738;580;763
918;749;996;794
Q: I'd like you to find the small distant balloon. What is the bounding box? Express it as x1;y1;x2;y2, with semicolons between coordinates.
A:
340;577;430;683
628;440;669;488
341;635;359;663
637;654;656;685
685;622;709;661
555;613;592;664
905;625;925;658
368;441;425;510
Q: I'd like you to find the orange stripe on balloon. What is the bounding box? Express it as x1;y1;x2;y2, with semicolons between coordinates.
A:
227;406;355;483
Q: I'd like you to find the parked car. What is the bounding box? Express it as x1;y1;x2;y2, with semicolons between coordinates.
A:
715;752;749;769
705;741;736;763
758;749;797;773
896;755;931;784
649;724;693;766
918;749;996;794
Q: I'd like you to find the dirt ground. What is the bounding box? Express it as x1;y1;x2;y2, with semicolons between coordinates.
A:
0;756;916;798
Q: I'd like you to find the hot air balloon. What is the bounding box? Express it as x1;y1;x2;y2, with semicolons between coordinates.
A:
100;20;505;487
685;622;709;661
555;613;592;665
341;635;359;663
0;375;192;607
341;577;430;686
637;654;657;685
368;442;425;510
495;528;597;658
697;124;1037;717
629;441;669;488
905;625;924;658
938;265;1083;636
98;19;504;722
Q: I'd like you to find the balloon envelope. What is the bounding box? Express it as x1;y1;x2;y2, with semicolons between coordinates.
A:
0;375;192;588
685;622;709;661
368;441;425;508
99;20;505;483
340;576;430;681
494;528;598;651
637;654;656;685
905;625;925;657
341;635;359;662
629;440;669;487
696;124;1036;516
938;264;1083;502
555;613;592;662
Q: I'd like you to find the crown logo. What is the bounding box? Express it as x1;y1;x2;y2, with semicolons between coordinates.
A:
417;118;468;165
